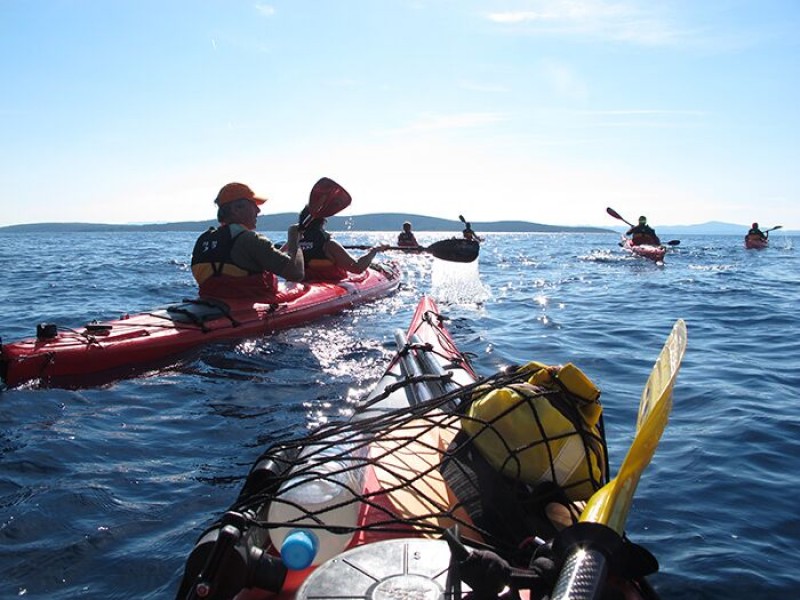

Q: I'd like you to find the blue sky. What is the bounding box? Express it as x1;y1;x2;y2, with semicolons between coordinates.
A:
2;1;798;229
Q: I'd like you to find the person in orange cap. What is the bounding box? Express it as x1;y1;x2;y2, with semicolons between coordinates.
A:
191;182;304;299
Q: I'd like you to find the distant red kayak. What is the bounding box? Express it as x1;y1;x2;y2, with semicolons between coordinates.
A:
620;237;667;263
744;234;768;249
0;263;400;388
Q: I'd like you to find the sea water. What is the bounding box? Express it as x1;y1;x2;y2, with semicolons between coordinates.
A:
1;230;799;598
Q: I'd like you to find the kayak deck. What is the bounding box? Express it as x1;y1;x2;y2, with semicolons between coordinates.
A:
176;294;483;599
176;296;660;600
0;263;400;388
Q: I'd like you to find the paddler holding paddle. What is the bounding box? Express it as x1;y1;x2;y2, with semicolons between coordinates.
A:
625;215;661;246
397;221;419;247
746;222;768;241
299;208;390;281
460;214;484;242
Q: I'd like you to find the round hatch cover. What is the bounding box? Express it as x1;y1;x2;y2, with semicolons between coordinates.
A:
295;538;470;600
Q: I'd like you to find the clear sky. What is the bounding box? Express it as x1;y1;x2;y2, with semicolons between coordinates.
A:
2;1;798;229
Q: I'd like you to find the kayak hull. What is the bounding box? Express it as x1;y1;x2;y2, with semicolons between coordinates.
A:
0;264;400;388
621;237;667;263
744;235;768;249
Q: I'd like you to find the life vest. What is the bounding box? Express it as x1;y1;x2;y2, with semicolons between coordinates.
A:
191;226;277;299
629;225;660;246
397;231;417;247
300;226;329;261
461;362;606;502
300;227;349;281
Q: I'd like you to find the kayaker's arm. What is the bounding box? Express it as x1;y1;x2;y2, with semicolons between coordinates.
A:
230;228;304;282
324;239;389;274
279;224;305;281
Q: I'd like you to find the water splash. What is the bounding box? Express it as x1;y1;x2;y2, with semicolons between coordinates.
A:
430;258;491;304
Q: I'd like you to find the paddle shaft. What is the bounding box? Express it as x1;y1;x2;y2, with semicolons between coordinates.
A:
606;207;635;228
345;245;421;251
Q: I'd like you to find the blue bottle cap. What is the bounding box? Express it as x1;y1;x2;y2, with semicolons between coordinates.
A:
280;529;319;570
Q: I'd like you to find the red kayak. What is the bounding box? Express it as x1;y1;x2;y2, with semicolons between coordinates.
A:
621;237;667;263
744;234;768;249
176;295;674;600
0;263;400;388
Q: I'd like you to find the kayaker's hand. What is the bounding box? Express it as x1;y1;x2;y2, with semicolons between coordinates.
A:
286;224;301;242
374;244;391;253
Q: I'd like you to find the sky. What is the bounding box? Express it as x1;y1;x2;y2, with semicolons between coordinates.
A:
2;1;799;230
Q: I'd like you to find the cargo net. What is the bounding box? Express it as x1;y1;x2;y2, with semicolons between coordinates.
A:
228;363;609;565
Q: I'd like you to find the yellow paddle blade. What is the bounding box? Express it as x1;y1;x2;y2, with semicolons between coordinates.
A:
580;319;687;533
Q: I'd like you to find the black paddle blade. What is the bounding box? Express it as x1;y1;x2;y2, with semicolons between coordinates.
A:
427;239;480;263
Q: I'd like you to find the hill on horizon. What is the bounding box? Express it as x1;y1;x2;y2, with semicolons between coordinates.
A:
0;213;612;234
0;215;788;235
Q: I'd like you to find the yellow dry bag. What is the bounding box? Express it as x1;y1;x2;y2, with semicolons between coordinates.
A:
461;361;607;502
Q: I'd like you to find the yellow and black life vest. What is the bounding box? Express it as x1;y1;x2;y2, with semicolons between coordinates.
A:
191;226;277;298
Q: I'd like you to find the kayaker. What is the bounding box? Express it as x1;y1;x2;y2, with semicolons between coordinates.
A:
397;221;419;247
191;182;304;299
299;207;390;280
747;222;767;240
462;220;483;243
626;215;661;246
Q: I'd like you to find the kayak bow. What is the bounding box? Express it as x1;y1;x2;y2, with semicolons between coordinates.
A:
620;237;667;263
744;234;768;249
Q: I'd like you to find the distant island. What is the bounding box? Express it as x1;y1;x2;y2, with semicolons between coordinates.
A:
0;215;787;235
0;213;612;234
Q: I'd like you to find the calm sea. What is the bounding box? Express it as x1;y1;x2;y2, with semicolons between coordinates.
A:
1;231;798;599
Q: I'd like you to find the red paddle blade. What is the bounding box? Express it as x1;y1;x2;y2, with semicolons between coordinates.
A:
303;177;352;226
606;207;624;220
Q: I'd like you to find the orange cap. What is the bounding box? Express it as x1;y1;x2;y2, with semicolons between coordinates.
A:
214;182;267;206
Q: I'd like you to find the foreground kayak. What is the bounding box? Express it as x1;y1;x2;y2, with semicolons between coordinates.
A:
744;234;768;249
0;263;400;388
176;296;683;600
621;237;667;263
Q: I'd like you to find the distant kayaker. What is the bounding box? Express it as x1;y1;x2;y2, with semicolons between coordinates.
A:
626;215;661;246
747;222;767;240
397;221;419;247
191;182;304;299
462;221;483;243
299;208;390;280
